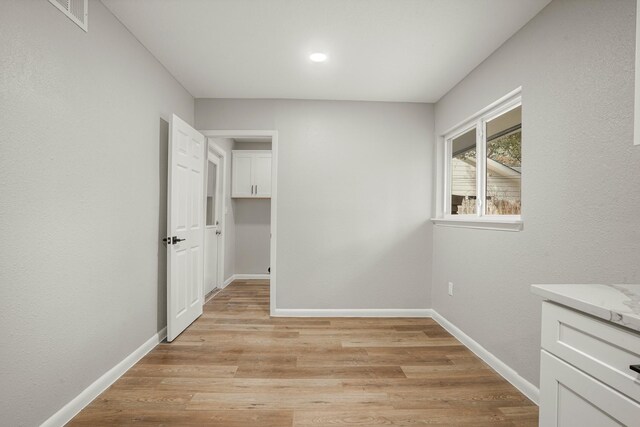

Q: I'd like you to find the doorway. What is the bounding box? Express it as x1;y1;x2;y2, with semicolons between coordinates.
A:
201;130;278;316
166;119;278;341
204;141;226;300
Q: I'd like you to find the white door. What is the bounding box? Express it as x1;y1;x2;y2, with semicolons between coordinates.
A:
252;153;272;197
232;152;253;197
167;114;205;342
204;155;221;295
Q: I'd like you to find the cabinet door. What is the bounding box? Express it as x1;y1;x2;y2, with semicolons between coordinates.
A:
539;350;640;427
252;153;272;197
232;153;253;197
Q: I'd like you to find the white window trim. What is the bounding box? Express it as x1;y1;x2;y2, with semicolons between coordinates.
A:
431;87;523;232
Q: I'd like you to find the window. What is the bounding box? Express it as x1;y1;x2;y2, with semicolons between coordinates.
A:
450;127;477;215
485;106;521;215
206;160;218;226
438;89;522;230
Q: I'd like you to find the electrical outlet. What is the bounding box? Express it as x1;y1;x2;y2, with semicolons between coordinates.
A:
448;282;454;296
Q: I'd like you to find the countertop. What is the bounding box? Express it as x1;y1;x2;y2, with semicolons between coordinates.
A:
531;284;640;333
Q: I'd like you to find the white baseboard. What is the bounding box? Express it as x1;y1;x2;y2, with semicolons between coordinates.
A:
430;310;540;405
272;308;434;317
40;327;167;427
222;275;235;288
231;273;270;281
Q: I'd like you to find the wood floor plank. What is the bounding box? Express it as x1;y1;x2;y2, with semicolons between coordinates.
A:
124;364;238;378
156;378;345;394
498;406;539;426
67;280;537;426
187;391;393;411
71;409;293;427
341;377;514;394
293;409;514;426
234;365;407;379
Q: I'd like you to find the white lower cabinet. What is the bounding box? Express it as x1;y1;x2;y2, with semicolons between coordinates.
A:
539;302;640;426
540;351;640;426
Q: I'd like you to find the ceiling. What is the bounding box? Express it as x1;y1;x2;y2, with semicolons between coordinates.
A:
102;0;550;103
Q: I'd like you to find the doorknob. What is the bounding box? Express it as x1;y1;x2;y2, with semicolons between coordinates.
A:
171;236;186;244
216;230;222;235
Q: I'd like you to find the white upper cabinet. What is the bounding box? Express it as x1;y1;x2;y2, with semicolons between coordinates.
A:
232;150;272;198
232;152;253;197
252;152;272;197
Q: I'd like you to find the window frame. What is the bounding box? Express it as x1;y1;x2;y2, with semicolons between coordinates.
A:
435;88;523;231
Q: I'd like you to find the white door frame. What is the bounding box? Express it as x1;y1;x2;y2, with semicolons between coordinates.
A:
206;139;226;291
200;130;278;316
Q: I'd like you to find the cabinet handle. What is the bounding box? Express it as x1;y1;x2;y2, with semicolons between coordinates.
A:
631;365;640;374
255;185;258;194
251;185;254;195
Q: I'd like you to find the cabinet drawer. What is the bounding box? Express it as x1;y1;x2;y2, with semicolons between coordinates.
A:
539;350;640;426
542;301;640;403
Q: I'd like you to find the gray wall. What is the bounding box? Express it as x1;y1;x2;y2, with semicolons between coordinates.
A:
0;1;194;425
234;199;272;274
196;99;434;309
432;0;640;388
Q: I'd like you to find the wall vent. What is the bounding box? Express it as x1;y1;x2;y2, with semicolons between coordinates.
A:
49;0;88;32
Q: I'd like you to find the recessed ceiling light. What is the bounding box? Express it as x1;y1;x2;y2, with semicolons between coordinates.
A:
309;52;328;63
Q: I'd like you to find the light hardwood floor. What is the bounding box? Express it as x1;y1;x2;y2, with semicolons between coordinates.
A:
69;280;538;426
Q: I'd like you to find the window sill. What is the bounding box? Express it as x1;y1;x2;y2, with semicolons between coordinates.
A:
430;217;523;232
